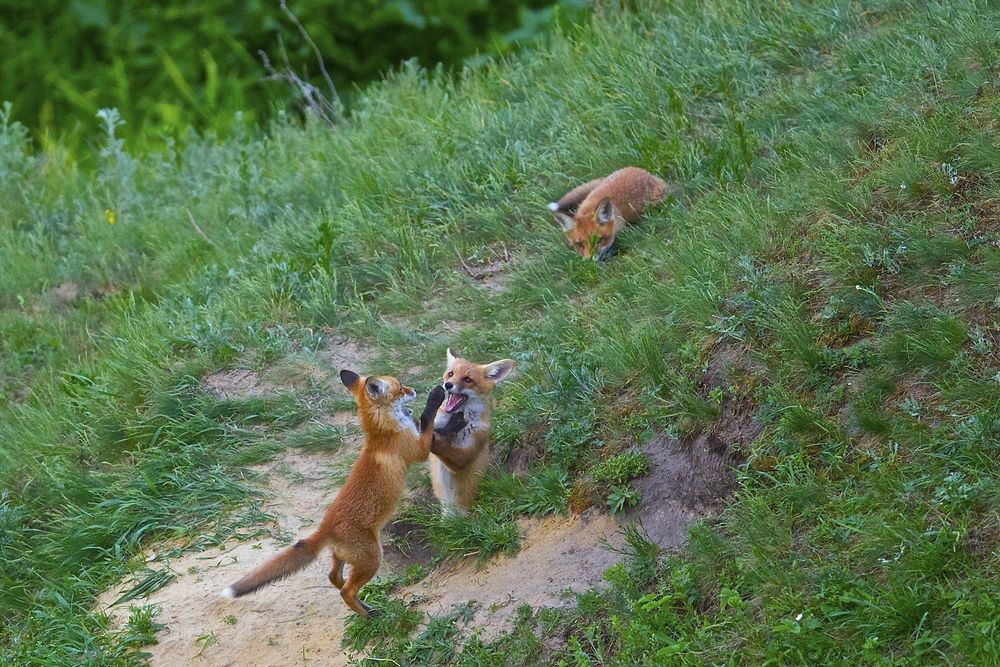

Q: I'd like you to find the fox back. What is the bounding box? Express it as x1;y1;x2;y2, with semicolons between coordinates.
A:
328;371;428;528
550;167;669;260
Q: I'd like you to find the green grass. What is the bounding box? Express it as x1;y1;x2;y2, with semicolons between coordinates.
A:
4;0;1000;663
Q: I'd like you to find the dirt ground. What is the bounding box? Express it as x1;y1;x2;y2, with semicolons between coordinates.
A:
99;448;358;667
99;334;741;665
403;511;625;643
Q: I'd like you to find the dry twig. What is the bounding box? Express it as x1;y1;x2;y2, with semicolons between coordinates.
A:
259;1;340;126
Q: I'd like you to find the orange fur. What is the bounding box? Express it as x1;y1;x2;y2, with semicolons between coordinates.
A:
221;371;443;617
550;167;671;260
430;348;514;513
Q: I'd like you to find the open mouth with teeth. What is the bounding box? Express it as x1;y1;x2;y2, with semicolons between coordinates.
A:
443;392;468;413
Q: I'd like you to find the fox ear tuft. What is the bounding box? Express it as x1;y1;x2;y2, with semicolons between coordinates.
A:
365;377;387;399
595;199;617;226
340;369;360;390
446;348;459;365
484;359;515;382
553;211;576;233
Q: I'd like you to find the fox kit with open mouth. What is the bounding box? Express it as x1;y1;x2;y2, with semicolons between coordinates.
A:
430;348;515;514
550;166;671;260
220;371;462;617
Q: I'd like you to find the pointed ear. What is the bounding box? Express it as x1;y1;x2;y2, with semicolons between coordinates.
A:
483;359;515;383
365;377;387;400
340;370;360;390
595;199;617;226
446;348;458;365
553;211;576;233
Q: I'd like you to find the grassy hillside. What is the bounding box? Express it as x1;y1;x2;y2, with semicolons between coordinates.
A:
3;0;1000;663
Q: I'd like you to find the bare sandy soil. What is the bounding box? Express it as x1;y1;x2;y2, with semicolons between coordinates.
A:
100;448;359;666
404;512;625;642
99;334;740;665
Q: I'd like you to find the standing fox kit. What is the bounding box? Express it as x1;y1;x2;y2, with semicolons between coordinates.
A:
550;166;670;260
220;371;461;617
430;349;515;513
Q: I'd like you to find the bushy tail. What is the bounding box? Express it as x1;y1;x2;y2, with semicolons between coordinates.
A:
220;533;323;598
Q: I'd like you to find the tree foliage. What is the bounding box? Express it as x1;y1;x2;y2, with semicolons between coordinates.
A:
0;0;587;150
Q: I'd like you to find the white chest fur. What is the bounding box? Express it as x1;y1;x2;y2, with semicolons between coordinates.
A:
393;400;419;437
435;400;486;447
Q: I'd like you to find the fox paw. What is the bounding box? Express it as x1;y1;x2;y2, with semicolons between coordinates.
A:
435;410;466;435
420;385;447;431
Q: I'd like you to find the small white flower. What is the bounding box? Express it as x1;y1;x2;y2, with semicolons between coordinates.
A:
899;182;907;190
795;613;803;621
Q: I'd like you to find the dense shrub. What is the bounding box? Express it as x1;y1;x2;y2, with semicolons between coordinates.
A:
0;0;587;150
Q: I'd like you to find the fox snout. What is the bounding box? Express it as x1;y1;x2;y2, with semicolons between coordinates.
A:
563;230;615;260
593;243;615;261
442;384;470;414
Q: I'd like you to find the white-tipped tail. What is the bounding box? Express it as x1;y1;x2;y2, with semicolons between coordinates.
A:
220;586;236;599
547;202;559;211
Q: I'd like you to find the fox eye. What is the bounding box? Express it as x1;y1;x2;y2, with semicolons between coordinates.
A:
446;371;453;378
463;376;473;384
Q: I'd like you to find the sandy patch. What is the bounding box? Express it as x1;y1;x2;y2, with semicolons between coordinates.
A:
99;447;360;666
101;434;735;664
404;511;624;642
317;411;357;428
201;369;273;400
456;242;513;294
317;332;375;373
47;281;81;306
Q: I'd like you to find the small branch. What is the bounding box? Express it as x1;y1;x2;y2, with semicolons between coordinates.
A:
258;1;340;126
456;250;482;280
279;0;339;106
186;209;217;248
276;613;312;624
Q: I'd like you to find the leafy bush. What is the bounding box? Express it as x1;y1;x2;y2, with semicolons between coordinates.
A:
0;0;588;151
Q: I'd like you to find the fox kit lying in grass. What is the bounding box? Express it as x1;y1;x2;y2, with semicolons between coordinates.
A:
550;166;670;260
221;371;462;617
430;348;515;514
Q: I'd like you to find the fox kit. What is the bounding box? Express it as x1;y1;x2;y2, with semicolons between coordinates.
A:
430;348;515;514
549;166;670;260
220;371;461;617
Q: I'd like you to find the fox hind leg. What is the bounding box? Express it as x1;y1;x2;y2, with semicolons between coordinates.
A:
551;177;605;212
340;545;381;617
328;554;345;589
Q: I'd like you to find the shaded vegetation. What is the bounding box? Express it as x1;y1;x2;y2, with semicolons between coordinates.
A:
0;0;587;151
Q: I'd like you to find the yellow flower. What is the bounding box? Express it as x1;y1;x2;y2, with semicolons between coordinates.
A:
104;208;116;225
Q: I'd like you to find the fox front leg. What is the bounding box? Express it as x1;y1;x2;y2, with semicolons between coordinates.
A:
431;425;486;472
420;386;447;433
